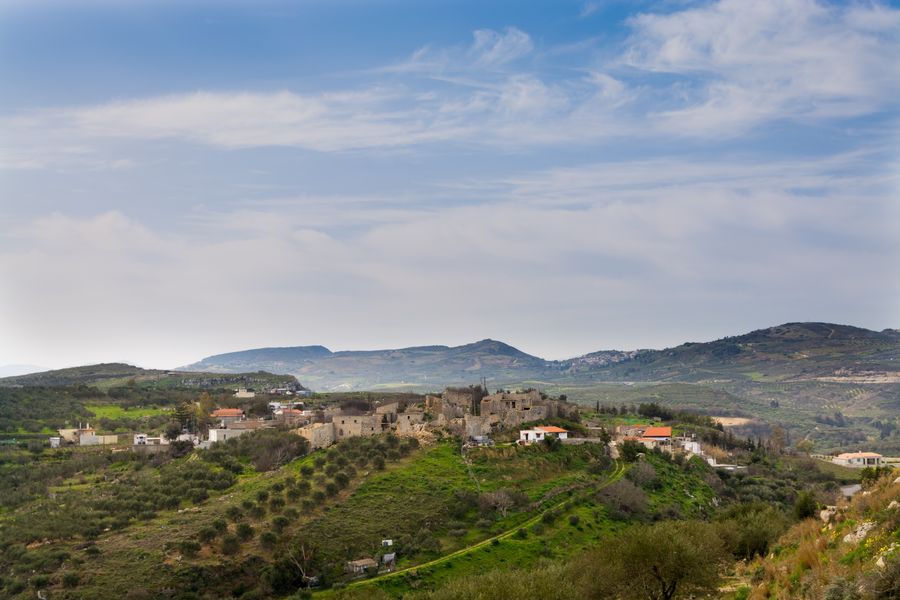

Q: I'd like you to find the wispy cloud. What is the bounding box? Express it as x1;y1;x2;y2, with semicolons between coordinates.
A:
2;1;897;164
622;0;900;134
470;27;534;67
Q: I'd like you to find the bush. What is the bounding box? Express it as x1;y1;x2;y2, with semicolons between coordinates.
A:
226;506;243;522
596;480;648;520
198;527;218;543
620;440;645;462
271;516;289;533
515;528;528;539
569;515;581;527
626;461;659;490
260;531;277;550
212;518;227;532
256;490;269;503
221;534;240;555
794;491;817;520
178;540;201;558
61;572;80;588
236;523;255;541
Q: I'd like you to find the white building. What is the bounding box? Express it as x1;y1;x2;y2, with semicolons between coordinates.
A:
519;425;569;445
208;428;249;444
834;452;883;468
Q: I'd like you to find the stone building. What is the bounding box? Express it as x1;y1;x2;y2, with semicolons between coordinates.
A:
295;422;336;450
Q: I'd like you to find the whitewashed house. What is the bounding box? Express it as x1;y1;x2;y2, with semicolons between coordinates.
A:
519;425;569;445
834;452;883;468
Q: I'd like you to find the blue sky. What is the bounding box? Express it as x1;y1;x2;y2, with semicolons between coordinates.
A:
1;0;898;369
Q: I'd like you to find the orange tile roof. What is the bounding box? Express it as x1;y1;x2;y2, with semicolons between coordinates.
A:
642;426;672;438
837;452;882;459
211;408;244;417
537;425;568;433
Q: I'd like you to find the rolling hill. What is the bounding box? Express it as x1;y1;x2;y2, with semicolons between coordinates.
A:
0;362;300;390
180;323;900;391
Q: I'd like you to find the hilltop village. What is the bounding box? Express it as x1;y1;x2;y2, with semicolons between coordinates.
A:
4;371;896;599
46;384;890;473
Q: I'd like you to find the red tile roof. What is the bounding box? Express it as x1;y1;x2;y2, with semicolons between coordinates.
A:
537;425;568;433
211;408;244;417
642;426;672;438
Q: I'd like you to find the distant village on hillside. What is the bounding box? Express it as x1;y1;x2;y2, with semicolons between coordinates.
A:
48;384;886;472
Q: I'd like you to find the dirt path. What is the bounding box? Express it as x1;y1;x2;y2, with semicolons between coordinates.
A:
341;459;627;591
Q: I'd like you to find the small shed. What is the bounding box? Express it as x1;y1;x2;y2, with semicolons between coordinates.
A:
346;558;378;575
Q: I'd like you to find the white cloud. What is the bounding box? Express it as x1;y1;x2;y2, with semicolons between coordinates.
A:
3;4;898;162
623;0;900;134
470;27;534;67
2;152;896;367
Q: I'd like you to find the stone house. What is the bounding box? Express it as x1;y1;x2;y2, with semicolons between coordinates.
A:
346;558;378;575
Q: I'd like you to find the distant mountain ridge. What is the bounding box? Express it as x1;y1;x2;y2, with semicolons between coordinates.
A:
180;322;900;391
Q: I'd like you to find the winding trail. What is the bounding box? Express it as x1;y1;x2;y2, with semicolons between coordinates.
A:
343;458;626;590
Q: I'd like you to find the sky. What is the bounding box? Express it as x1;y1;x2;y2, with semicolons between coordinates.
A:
1;0;899;370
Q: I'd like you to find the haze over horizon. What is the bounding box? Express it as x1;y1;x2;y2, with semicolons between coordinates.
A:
2;0;899;370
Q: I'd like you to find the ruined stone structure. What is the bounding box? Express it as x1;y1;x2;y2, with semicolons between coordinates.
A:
295;422;336;450
333;414;382;440
425;387;576;438
395;411;426;434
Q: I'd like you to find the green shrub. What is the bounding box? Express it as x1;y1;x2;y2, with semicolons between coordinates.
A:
260;531;277;549
226;506;243;522
221;534;240;555
178;540;201;558
236;523;255;541
271;516;290;533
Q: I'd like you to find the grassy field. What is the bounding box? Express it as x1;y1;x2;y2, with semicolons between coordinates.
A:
334;452;721;597
337;459;626;597
85;404;171;419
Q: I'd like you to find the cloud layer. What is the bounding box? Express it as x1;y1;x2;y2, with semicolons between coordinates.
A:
3;0;897;161
1;0;897;369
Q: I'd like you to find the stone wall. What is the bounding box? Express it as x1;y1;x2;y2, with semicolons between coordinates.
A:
295;422;336;450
